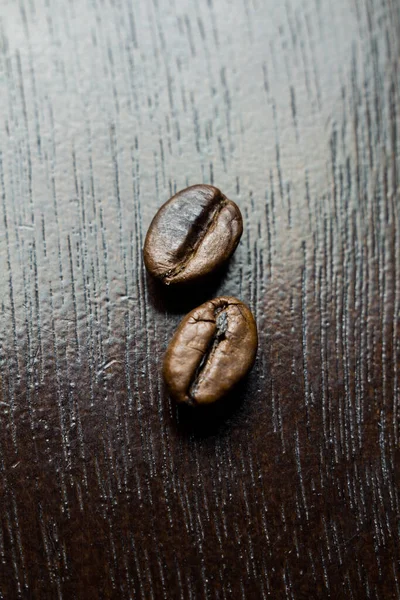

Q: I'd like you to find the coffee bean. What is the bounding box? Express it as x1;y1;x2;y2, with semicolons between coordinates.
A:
163;296;258;405
143;185;243;285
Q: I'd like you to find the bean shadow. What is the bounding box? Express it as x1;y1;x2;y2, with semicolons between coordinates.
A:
146;263;230;315
169;374;254;439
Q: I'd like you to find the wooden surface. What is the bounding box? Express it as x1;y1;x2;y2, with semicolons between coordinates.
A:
0;0;399;598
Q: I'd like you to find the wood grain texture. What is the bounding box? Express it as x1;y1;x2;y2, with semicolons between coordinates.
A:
0;0;399;598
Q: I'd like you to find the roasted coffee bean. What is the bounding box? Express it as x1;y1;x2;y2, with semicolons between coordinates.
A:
163;296;258;405
143;185;243;285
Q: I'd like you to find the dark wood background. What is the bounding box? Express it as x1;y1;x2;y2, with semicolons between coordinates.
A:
0;0;399;598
